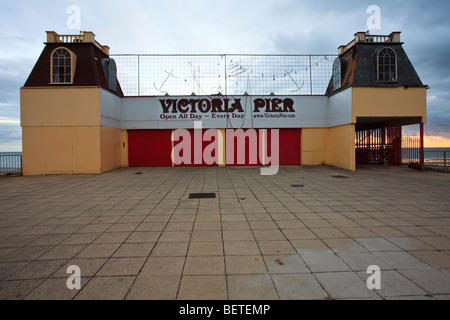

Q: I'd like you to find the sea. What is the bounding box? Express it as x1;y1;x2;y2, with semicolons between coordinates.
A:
0;152;22;174
402;147;450;158
423;148;450;153
421;148;450;167
2;149;449;168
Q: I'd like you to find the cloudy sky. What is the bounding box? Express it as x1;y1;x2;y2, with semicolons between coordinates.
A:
1;0;449;151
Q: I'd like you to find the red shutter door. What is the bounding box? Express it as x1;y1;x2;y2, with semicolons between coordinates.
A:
279;129;301;165
174;129;219;167
226;129;262;166
225;129;301;166
128;129;173;167
127;128;301;167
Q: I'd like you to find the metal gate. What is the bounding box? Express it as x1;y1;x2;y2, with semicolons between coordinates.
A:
356;126;402;165
401;136;423;170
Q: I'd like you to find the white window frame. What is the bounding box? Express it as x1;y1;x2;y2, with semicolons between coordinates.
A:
102;58;118;92
332;58;341;91
377;47;397;82
50;47;76;84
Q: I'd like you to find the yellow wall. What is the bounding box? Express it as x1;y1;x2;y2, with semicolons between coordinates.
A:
21;87;101;127
352;87;427;123
22;126;101;175
121;130;129;168
301;128;327;165
100;127;128;172
21;87;126;175
326;124;356;171
218;129;225;166
302;126;356;171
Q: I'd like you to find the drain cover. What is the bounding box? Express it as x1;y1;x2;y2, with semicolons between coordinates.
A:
291;184;304;188
332;175;349;179
189;193;216;199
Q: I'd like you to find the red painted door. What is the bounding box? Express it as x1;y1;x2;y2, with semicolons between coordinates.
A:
128;128;301;167
225;128;301;166
279;129;301;165
128;129;173;167
226;129;262;166
173;129;219;167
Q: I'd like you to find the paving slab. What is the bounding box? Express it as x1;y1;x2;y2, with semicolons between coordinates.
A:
177;275;227;300
271;274;329;299
0;165;449;300
398;269;450;295
227;274;278;300
315;271;380;299
357;270;427;298
126;275;180;300
74;276;135;300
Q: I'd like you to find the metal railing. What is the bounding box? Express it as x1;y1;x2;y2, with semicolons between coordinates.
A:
401;136;449;172
0;154;22;176
110;53;337;97
424;151;449;172
339;32;401;55
46;31;110;55
365;35;391;43
401;136;424;170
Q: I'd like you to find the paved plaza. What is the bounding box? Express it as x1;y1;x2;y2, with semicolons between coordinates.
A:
0;165;449;300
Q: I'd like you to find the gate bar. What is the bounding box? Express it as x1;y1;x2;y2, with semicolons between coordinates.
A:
420;123;424;171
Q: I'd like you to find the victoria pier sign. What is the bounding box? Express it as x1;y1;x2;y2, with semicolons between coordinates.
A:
159;97;296;120
118;94;344;130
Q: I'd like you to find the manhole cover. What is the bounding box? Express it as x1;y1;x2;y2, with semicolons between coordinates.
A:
135;172;143;175
189;193;216;199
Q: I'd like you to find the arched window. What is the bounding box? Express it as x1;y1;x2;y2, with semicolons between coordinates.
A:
102;58;118;92
332;58;341;91
51;47;76;84
377;47;397;82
